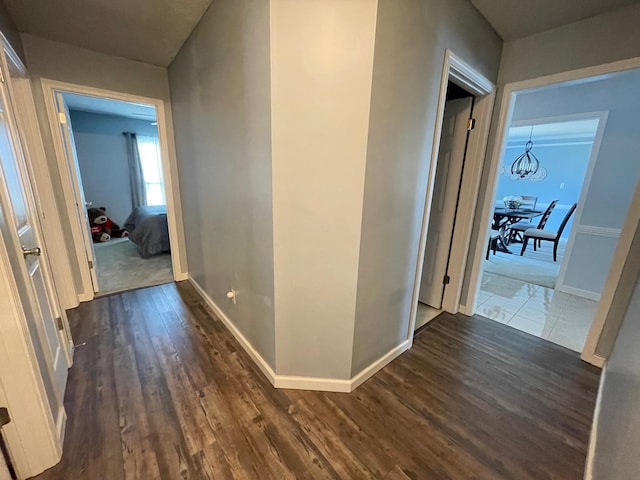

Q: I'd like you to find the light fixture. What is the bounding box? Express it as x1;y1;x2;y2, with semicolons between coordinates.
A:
511;126;540;179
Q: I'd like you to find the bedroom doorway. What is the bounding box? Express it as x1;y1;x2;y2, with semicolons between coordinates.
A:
41;81;186;299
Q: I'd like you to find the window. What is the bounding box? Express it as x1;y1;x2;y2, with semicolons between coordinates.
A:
137;135;165;206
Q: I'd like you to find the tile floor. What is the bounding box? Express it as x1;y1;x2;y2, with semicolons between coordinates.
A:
415;302;442;330
477;271;597;352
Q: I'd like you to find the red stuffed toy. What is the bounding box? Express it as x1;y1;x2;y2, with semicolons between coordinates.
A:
87;207;129;242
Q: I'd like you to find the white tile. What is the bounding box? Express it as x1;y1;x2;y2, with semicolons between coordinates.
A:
507;315;556;338
547;324;589;353
481;276;538;301
482;293;528;311
415;303;442;330
476;300;519;324
477;291;493;306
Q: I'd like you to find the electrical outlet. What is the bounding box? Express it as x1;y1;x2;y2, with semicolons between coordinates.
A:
560;183;565;189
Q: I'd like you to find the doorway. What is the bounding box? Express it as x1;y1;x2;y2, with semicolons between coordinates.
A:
408;50;496;337
40;80;187;301
416;82;474;329
61;93;173;296
468;66;640;354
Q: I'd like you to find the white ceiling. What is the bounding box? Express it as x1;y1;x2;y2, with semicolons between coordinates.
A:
470;0;640;40
507;119;599;144
4;0;213;66
63;93;156;121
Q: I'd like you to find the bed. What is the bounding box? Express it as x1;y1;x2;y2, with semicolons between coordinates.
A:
124;205;170;258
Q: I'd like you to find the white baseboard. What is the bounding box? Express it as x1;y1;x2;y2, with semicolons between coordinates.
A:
173;271;188;282
77;292;93;303
350;339;411;391
188;275;411;393
581;352;606;368
56;408;67;446
556;284;601;301
187;275;276;385
274;376;351;392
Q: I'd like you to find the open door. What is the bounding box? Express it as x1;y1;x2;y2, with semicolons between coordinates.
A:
54;92;99;294
419;97;473;308
0;64;71;441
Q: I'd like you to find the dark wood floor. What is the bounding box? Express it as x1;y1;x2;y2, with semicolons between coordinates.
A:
32;282;600;480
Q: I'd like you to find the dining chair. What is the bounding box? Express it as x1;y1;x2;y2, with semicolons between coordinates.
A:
509;200;558;243
520;203;578;262
486;224;506;260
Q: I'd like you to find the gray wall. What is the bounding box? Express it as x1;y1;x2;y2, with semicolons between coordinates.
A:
168;0;275;367
588;272;640;479
461;4;640;309
498;3;640;86
21;33;187;298
351;0;502;375
69;110;159;226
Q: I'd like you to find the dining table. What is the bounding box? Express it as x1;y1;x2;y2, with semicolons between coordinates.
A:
492;207;543;253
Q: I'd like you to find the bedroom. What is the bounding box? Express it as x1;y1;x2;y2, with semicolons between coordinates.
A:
61;93;174;295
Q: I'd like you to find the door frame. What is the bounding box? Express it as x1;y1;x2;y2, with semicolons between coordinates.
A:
40;79;188;302
407;49;495;338
0;36;65;478
462;55;640;367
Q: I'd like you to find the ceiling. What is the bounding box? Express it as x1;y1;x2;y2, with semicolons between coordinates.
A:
4;0;213;67
64;93;156;121
4;0;638;66
470;0;640;40
507;119;599;144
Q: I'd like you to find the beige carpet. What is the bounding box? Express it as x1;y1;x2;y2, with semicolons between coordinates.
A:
483;239;566;289
94;238;173;295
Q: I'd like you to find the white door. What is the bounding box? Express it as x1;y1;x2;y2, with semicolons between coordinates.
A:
419;97;473;308
54;92;99;294
0;70;71;429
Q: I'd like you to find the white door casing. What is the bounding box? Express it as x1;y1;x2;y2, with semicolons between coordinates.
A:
0;49;70;473
419;97;473;308
54;92;99;294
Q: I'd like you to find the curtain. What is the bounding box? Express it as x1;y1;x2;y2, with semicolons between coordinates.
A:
123;132;147;209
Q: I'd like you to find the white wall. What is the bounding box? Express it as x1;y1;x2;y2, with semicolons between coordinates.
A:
461;4;640;309
169;0;276;367
587;272;640;479
270;0;378;379
351;0;502;375
20;33;187;298
69;110;159;226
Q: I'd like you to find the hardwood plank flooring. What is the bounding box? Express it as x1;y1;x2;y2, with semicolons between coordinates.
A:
32;282;600;479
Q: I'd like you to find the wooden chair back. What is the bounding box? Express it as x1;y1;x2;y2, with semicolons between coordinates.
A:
536;200;558;229
556;203;578;239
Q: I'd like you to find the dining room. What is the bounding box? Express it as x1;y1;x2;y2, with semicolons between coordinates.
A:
474;68;640;355
478;109;603;352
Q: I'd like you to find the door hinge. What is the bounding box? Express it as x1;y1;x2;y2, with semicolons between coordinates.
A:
443;275;451;285
55;317;65;331
58;112;67;124
467;118;476;131
0;68;5;84
0;407;10;427
88;260;94;269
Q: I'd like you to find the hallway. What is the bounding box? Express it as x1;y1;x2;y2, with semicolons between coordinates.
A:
32;282;600;479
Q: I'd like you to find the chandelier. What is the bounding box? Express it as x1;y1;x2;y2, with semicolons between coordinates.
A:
511;126;540;179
